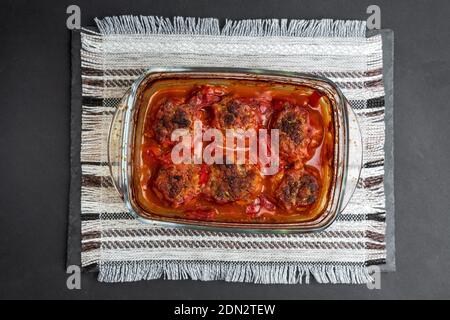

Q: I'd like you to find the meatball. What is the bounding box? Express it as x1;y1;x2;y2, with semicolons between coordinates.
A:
212;97;260;131
271;105;317;161
275;169;320;210
152;99;197;145
205;164;262;204
153;164;200;207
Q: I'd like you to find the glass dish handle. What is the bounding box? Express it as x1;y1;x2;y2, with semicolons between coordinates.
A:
107;90;130;198
341;101;363;211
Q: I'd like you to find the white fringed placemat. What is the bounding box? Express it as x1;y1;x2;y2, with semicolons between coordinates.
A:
79;16;388;283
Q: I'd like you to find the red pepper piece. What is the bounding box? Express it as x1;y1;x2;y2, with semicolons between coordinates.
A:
260;195;276;211
246;197;261;215
199;164;209;185
308;91;323;108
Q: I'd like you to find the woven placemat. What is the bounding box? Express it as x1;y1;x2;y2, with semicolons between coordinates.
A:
68;17;395;283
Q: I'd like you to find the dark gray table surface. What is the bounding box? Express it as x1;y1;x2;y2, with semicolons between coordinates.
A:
1;0;449;299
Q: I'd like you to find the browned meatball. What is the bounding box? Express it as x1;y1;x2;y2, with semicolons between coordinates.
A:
271;105;319;161
152;99;197;145
205;164;262;204
275;169;320;210
212;97;260;131
153;164;200;207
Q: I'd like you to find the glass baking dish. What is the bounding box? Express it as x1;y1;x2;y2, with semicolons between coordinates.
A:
108;67;362;233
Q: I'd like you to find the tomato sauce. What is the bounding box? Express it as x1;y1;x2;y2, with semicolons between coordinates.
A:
132;78;335;224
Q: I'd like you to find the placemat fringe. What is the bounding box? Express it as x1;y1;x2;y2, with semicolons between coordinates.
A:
98;260;373;284
95;15;366;37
